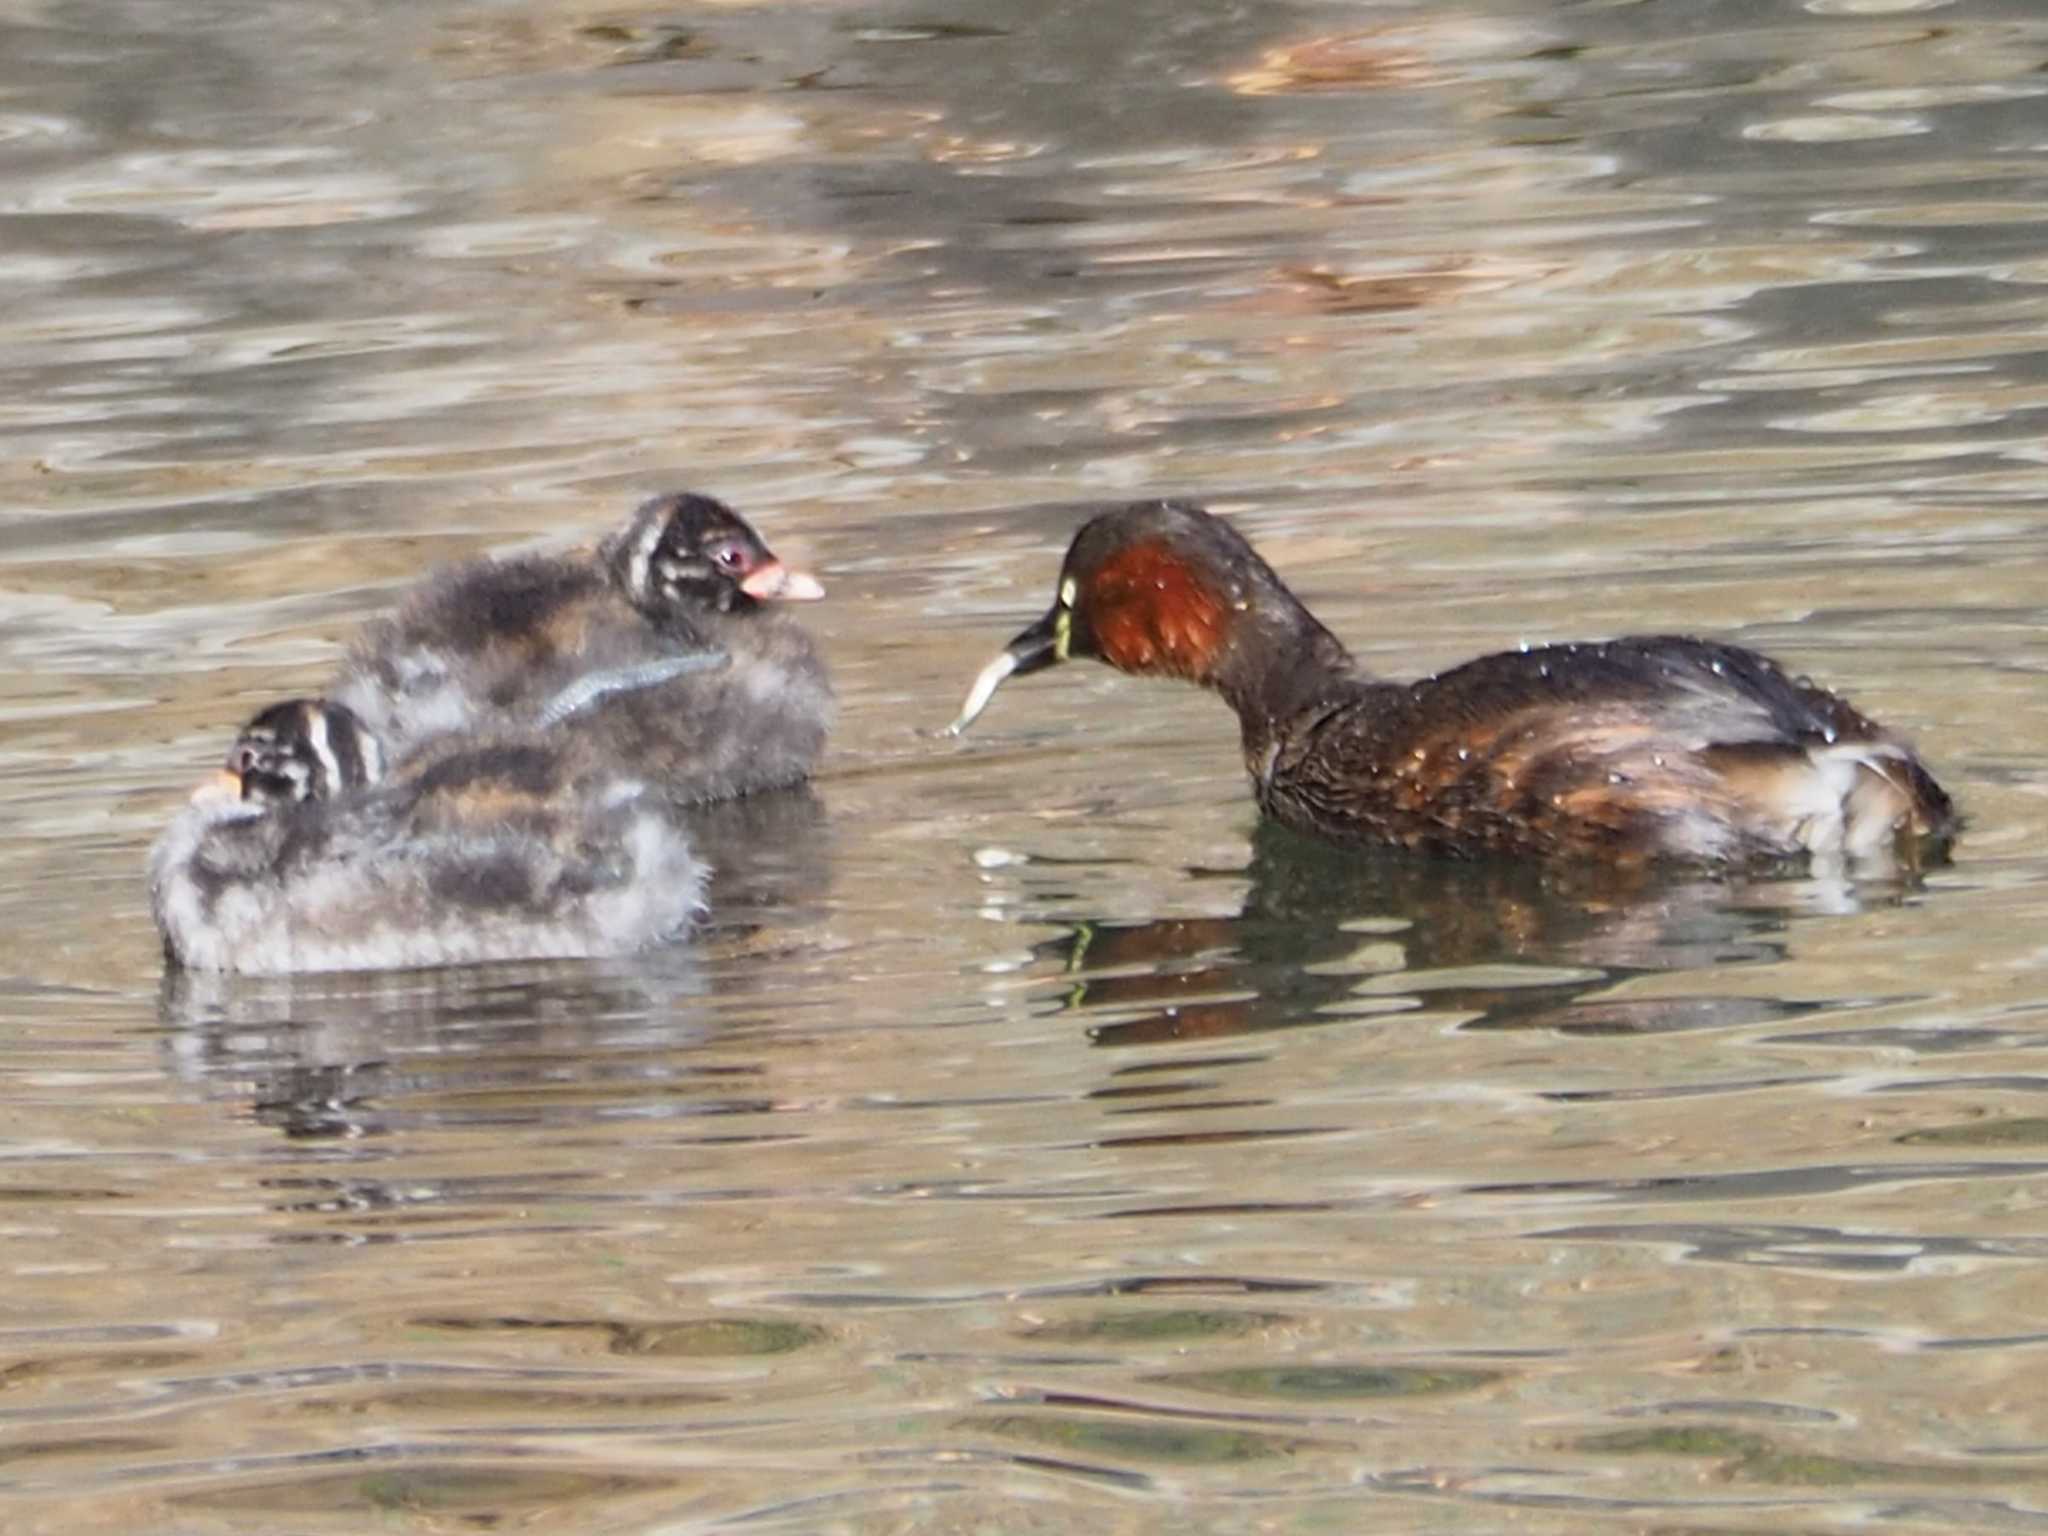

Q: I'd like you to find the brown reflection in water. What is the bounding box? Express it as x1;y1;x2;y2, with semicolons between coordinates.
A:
1225;15;1540;98
1257;260;1540;319
1045;820;1899;1055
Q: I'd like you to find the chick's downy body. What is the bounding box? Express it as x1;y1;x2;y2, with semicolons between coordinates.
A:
150;700;707;974
332;492;832;803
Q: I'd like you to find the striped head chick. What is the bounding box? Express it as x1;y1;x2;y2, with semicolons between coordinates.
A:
193;699;384;811
600;491;823;625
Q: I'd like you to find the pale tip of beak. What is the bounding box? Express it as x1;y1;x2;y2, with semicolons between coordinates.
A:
740;561;826;602
189;769;243;807
945;649;1019;736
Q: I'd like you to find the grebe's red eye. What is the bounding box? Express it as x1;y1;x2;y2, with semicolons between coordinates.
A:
708;541;749;574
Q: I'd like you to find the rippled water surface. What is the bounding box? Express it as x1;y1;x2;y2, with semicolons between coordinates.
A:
7;0;2048;1529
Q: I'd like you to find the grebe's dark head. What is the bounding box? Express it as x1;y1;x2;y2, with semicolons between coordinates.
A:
201;699;383;808
603;492;823;621
948;501;1312;734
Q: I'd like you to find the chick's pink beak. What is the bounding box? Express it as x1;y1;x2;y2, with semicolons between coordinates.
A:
740;560;825;602
189;769;244;807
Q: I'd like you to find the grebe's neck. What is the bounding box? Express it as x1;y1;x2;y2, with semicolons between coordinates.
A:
1207;588;1358;762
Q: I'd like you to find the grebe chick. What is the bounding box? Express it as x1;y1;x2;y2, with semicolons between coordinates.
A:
332;492;833;802
949;501;1954;868
149;699;708;974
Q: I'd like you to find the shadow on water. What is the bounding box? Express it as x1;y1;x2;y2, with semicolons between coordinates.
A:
1011;828;2047;1290
1041;819;1923;1051
681;785;835;932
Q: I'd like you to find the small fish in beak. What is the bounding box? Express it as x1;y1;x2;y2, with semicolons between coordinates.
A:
945;608;1063;735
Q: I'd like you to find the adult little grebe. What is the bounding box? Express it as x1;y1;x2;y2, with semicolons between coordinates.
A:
150;699;707;974
949;501;1954;867
333;492;833;802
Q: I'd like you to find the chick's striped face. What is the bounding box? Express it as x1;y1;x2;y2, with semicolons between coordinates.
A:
228;701;380;806
617;494;824;617
651;515;774;613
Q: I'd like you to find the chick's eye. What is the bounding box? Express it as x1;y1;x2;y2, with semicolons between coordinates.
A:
709;542;749;573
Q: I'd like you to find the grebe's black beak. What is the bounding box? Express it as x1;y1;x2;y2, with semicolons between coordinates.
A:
945;606;1064;736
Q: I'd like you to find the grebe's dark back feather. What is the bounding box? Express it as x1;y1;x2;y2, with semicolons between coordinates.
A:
1268;634;1951;863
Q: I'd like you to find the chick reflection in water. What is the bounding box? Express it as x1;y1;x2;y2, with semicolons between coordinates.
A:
1034;822;1876;1051
159;950;716;1141
157;788;830;1142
